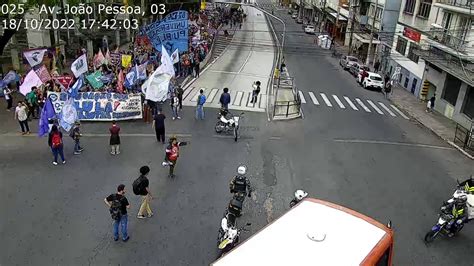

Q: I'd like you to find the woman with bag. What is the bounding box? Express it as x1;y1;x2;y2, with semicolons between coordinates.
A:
48;125;66;165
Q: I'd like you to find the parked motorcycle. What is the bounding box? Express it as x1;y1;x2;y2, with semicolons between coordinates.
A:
215;109;244;142
424;178;474;243
289;190;308;208
217;211;251;256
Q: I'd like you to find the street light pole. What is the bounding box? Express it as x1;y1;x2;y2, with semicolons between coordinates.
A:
366;0;378;66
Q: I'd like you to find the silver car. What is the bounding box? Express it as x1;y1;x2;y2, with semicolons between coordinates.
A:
339;55;359;70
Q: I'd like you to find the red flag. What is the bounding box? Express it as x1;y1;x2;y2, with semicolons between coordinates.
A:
117;69;124;93
56;75;74;89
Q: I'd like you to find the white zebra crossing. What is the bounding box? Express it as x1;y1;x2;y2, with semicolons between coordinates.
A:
308;92;320;105
298;91;306;104
390;104;410;120
378;102;396;117
356;98;371;112
366;100;384;115
320;93;333;107
332;95;346;109
344;96;359;111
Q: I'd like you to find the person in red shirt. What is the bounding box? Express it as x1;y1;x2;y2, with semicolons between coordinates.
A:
109;120;121;155
165;136;187;178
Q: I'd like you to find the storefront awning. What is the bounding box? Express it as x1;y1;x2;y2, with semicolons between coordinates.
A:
354;33;381;44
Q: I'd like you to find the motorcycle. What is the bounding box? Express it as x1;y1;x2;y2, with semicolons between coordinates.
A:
289;190;308;208
217;210;251;256
424;178;474;243
215;109;244;142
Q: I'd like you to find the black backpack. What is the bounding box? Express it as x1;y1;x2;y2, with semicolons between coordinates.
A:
132;176;145;195
110;195;122;221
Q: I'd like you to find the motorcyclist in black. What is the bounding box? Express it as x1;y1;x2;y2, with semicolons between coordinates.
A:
229;165;252;201
445;194;468;237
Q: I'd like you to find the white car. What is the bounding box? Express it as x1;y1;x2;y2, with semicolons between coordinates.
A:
362;72;384;90
304;25;315;34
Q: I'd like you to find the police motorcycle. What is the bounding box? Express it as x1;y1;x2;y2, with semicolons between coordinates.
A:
289;190;308;208
216;200;251;256
215;108;244;142
424;177;474;243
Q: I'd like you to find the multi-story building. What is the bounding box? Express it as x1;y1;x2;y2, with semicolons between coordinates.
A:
390;0;473;129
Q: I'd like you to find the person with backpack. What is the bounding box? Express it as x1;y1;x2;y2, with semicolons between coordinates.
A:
104;184;130;242
164;136;187;178
70;121;83;155
133;166;153;219
48;125;65;165
196;89;206;120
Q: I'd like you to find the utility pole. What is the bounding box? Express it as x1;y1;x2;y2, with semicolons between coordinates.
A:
320;0;327;33
347;0;357;56
366;0;378;66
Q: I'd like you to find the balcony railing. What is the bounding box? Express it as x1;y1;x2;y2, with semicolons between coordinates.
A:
429;27;468;52
436;0;474;8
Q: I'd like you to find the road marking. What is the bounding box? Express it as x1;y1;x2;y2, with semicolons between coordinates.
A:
234;91;244;106
259;94;267;109
332;95;345;109
355;98;371;112
246;92;253;107
333;139;455;150
378;102;396;117
366;100;384;115
208;88;219;103
207;70;269;79
2;133;193;138
390;104;410;120
343;96;358;111
308;92;319;105
183;87;196;100
298;90;306;104
320;93;332;107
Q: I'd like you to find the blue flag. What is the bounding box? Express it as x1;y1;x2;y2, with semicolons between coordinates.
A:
38;98;56;137
68;76;84;98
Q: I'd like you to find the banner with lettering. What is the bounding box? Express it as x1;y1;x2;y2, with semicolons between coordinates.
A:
48;92;143;121
34;65;52;83
145;10;189;53
56;75;73;89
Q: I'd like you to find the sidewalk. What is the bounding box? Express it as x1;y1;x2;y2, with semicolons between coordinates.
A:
389;85;473;159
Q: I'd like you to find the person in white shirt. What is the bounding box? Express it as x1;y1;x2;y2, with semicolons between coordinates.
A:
3;85;13;111
14;101;30;135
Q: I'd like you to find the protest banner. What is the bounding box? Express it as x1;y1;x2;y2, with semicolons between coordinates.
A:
86;71;104;90
34;65;52;83
71;54;88;78
56;75;73;89
20;70;43;95
48;91;143;121
122;54;132;68
145;10;189;53
24;49;47;67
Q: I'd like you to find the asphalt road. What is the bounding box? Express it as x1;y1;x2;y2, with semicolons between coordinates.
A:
1;3;474;266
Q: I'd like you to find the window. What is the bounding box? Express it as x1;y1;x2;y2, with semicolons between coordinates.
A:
404;0;416;14
407;43;419;63
404;77;409;88
376;7;383;20
396;37;408;55
411;78;418;93
462;86;474;119
442;74;462;106
417;0;432;19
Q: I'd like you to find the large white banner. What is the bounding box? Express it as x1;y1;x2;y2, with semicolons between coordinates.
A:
20;70;42;96
48;92;143;121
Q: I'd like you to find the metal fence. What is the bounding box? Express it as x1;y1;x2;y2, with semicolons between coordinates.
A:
454;123;474;154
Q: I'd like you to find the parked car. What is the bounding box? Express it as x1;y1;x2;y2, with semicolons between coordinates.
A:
296;17;303;24
339;55;359;70
304;25;315;34
362;72;384;90
350;63;370;78
291;13;298;19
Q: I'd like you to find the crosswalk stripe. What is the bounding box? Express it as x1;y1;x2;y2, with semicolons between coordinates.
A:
183;87;196;100
367;100;384;115
390;104;410;120
308;92;319;105
332;95;345;109
208;88;219;103
298;91;306;104
343;96;358;111
246;92;253;107
234;91;244;106
259;94;267;109
378;102;396;117
320;93;333;107
355;98;371;112
242;92;250;107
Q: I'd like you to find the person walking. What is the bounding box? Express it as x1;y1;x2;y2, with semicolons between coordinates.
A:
427;94;436;113
134;166;153;219
176;85;184;110
194;61;200;78
170;93;181;120
164;136;187;178
3;85;13;111
196;89;206;120
48;125;66;165
14;101;30;135
109;120;121;155
104;184;130;242
219;87;231;110
26;87;39;119
250;81;261;105
70;121;84;155
152;108;166;143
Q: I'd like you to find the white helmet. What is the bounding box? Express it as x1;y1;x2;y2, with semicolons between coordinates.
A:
294;190;308;201
237;165;247;175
